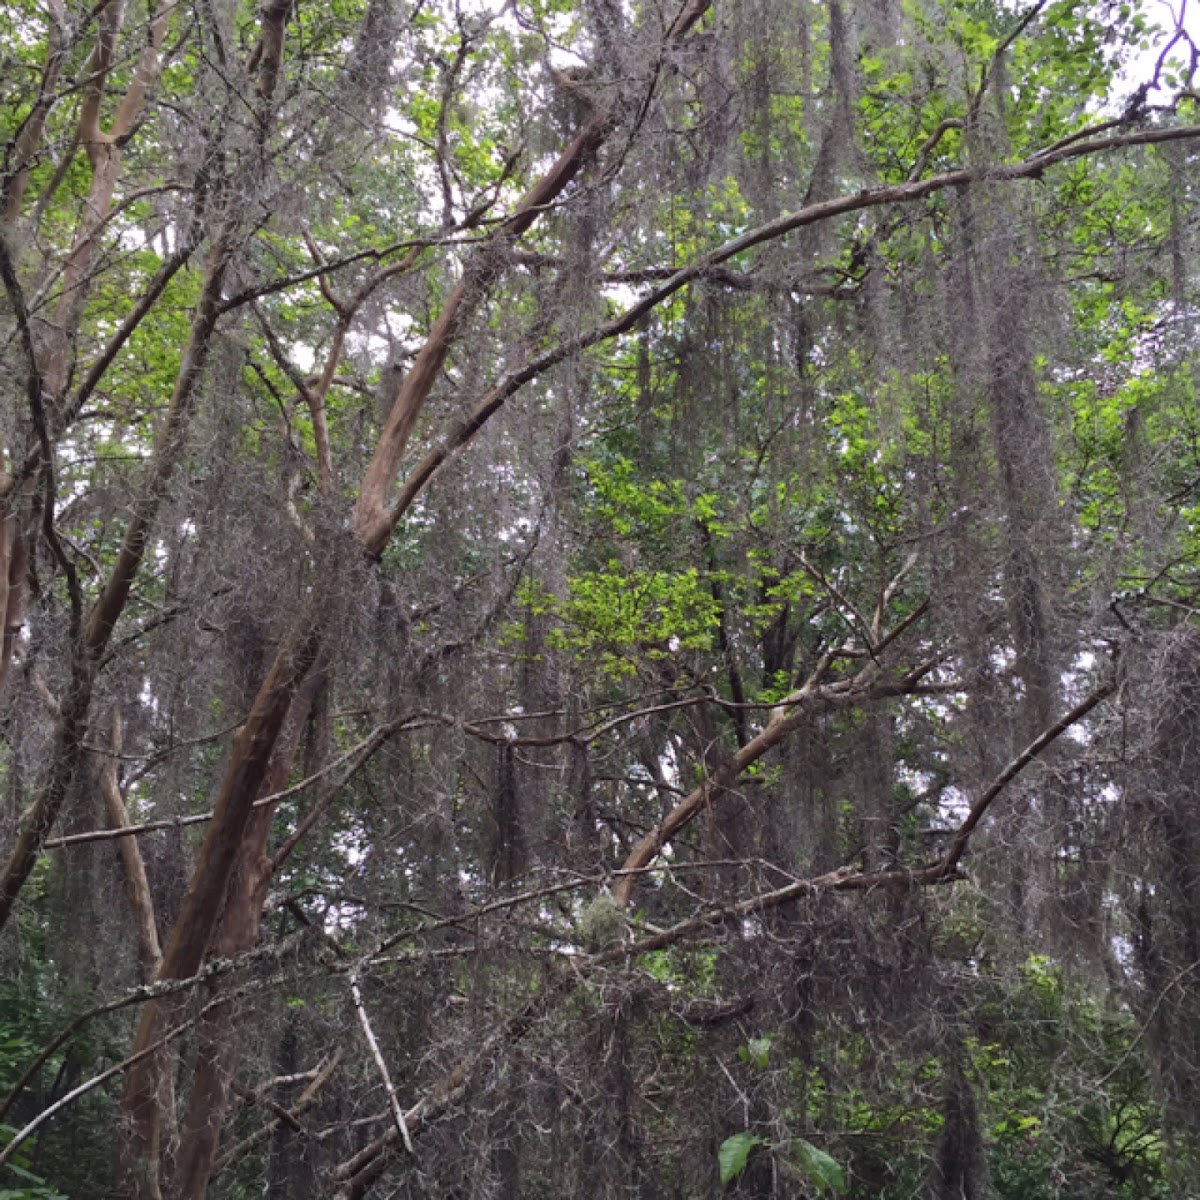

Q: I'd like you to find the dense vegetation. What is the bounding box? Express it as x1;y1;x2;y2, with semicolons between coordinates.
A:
1;0;1199;1194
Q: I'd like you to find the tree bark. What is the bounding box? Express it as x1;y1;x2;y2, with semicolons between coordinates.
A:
352;0;714;556
98;710;162;980
114;610;324;1199
171;665;327;1200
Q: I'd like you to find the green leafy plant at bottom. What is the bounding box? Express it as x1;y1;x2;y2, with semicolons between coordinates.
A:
718;1131;847;1193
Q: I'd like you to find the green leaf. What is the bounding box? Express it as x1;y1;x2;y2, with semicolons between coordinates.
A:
791;1138;847;1194
718;1132;767;1187
737;1035;773;1069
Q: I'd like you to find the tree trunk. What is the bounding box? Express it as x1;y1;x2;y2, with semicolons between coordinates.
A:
171;666;326;1199
114;611;324;1200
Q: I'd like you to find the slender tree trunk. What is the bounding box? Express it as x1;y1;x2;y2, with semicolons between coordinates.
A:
265;1020;300;1200
0;245;232;935
171;667;326;1199
118;7;724;1191
98;711;162;978
0;0;67;226
0;491;27;696
114;609;324;1199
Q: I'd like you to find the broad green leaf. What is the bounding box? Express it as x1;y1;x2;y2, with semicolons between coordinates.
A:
718;1132;767;1187
791;1138;847;1194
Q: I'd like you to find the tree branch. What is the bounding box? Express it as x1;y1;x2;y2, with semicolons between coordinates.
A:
385;122;1200;526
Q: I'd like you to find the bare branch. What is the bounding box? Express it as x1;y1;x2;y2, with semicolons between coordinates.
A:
386;122;1200;527
349;969;414;1155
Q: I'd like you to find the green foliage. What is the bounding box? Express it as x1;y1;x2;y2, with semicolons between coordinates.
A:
546;564;721;678
738;1035;774;1071
788;1138;848;1195
718;1133;768;1187
2;0;1199;1193
718;1132;847;1194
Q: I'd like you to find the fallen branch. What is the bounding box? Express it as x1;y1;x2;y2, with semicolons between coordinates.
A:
215;1049;343;1172
349;969;414;1156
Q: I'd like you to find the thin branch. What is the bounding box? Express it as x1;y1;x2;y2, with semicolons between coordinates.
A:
3;981;303;1177
0;933;309;1126
0;233;82;629
795;550;874;649
1096;959;1200;1088
214;1049;343;1171
218;235;454;311
968;0;1048;127
907;118;964;180
873;552;919;644
0;1017;193;1171
349;968;414;1155
934;677;1117;877
385;121;1200;527
46;711;428;850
